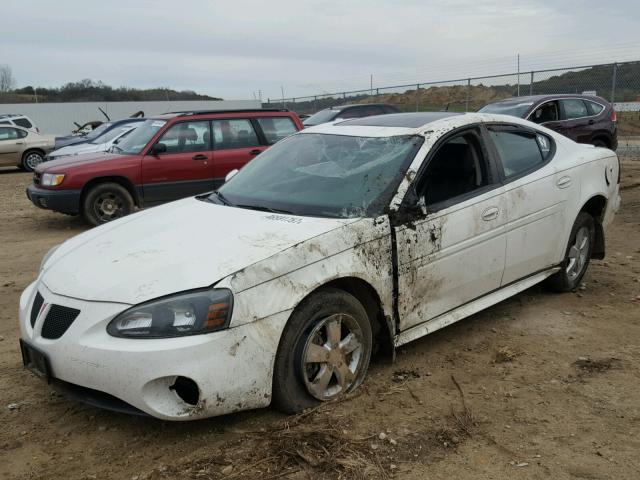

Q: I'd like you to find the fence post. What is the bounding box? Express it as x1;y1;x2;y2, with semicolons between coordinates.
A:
415;84;420;111
465;78;471;112
530;71;534;95
610;63;618;103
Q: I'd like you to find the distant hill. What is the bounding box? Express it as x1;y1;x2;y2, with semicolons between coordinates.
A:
0;79;221;103
268;62;640;114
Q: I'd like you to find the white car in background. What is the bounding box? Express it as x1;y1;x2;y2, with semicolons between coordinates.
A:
19;112;620;420
47;123;140;161
0;114;40;133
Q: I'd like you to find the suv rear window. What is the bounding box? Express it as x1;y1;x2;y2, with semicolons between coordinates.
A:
13;118;33;129
256;117;297;144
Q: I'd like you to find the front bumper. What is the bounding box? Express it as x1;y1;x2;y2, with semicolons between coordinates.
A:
19;281;289;420
26;184;81;215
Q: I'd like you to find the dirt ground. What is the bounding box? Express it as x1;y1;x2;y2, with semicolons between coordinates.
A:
1;156;639;480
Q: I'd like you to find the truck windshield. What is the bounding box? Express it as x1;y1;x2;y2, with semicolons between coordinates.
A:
115;120;166;155
212;132;423;218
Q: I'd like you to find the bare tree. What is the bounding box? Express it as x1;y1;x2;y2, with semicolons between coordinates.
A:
0;65;16;92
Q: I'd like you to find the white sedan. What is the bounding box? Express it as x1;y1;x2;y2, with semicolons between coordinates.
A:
47;122;140;161
19;112;620;420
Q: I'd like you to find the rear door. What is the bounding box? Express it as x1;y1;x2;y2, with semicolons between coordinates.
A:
486;124;572;284
559;99;592;143
141;120;214;204
0;127;25;166
211;118;266;186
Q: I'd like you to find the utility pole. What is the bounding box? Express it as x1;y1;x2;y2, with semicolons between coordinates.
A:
517;53;520;97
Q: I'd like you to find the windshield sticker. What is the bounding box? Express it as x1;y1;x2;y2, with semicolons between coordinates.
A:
264;214;303;224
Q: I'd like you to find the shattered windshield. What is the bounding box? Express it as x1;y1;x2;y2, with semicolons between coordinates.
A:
213;133;423;218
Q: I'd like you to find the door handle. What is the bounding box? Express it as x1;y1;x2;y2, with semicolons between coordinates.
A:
249;149;262;155
588;119;595;125
15;142;24;145
556;176;572;189
192;154;208;161
481;206;499;221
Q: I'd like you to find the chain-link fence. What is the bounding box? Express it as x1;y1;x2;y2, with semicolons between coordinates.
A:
265;61;640;148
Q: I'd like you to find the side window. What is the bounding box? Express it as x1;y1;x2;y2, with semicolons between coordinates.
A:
212;119;260;149
156;121;210;154
0;127;21;141
256;117;297;144
586;101;604;116
489;129;548;177
417;130;490;206
530;101;559;123
13;118;33;129
561;99;588;120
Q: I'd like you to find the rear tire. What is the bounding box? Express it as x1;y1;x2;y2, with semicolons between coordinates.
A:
82;182;134;226
272;288;373;414
21;150;45;172
546;212;595;292
592;138;608;148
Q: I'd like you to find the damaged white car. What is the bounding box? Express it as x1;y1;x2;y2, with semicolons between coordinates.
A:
19;112;620;420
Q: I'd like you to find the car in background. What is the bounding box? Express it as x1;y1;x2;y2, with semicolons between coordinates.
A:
27;109;303;225
0;125;55;171
54;117;146;149
0;114;40;133
302;103;400;127
47;122;141;161
479;95;617;149
19;112;620;420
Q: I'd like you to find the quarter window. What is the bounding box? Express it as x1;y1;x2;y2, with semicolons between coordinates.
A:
13;118;33;129
586;101;604;116
256;117;297;144
561;99;588;120
212;119;260;149
156;121;210;154
489;129;547;177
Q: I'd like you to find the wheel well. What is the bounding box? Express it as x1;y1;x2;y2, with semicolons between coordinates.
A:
80;176;141;207
580;195;607;259
591;135;611;148
316;277;394;357
22;148;45;160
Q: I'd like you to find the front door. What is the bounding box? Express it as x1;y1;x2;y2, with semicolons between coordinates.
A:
395;126;507;331
211;118;267;187
141;120;214;204
558;98;593;144
0;127;25;166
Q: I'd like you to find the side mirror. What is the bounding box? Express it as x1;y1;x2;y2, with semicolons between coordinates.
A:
225;169;239;183
151;143;167;155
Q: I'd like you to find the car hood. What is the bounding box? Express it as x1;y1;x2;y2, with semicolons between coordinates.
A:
51;143;106;157
54;136;87;148
40;197;355;304
38;152;131;171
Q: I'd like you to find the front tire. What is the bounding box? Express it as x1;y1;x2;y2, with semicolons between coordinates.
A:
546;212;595;292
82;182;134;226
21;150;45;172
272;288;373;414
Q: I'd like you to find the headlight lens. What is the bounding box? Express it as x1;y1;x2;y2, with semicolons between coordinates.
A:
41;173;65;186
39;244;61;271
107;289;233;338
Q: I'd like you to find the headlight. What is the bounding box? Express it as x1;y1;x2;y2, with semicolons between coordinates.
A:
40;244;61;271
41;173;65;186
107;289;233;338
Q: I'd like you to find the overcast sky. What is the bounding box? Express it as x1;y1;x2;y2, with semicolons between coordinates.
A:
2;0;639;100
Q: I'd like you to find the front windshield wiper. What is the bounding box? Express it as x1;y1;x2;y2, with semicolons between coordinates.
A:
110;144;123;154
235;203;295;215
211;190;234;206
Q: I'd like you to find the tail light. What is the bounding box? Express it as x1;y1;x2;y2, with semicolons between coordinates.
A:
610;110;617;122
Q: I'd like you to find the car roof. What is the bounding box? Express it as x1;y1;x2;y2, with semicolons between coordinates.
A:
151;109;292;121
327;103;396;111
487;94;609;106
0;114;28;119
338;112;462;128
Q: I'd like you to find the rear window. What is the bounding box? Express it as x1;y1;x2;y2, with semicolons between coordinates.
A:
13;118;33;129
479;101;534;118
256;117;297;144
489;128;551;178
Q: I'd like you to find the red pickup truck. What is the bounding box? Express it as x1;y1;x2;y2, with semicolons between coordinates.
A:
27;109;303;225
